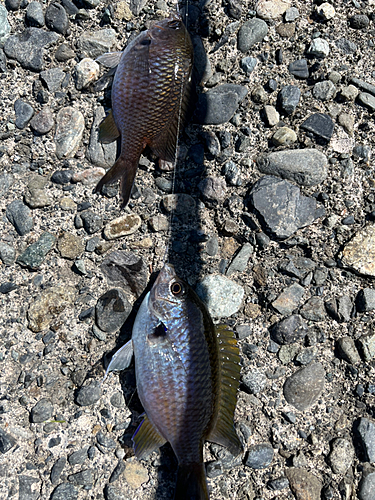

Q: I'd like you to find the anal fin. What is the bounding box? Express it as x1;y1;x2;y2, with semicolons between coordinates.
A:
132;415;167;460
99;109;120;144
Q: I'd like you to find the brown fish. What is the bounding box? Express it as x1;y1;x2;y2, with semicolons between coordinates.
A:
95;13;194;208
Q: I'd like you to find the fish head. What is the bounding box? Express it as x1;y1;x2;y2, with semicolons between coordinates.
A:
149;263;188;319
149;13;186;42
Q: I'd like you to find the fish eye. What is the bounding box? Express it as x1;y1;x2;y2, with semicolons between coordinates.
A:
170;280;184;296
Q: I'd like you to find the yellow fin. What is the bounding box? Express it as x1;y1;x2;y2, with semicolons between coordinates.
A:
98;109;120;144
207;324;242;456
132;414;167;460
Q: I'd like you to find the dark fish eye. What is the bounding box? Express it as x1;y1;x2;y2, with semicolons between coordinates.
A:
170;280;184;296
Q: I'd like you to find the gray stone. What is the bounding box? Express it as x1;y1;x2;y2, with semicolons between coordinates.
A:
4;28;60;71
40;67;65;92
18;475;40;500
307;38;330;58
0;427;17;453
271;315;308;345
328;438;354;474
357;418;375;462
0;5;11;44
97;431;116;449
226;243;253;275
68;469;93;486
95;288;132;333
237;18;268;52
278;85;301;114
14;99;34;129
286;468;322;500
104;484;127;500
191;34;212;85
86;107;117;168
295;347;316;365
337;337;361;364
272;284;305;316
0;172;14;197
350;14;370;29
54;107;85;159
100;251;148;298
45;2;69;35
313;80;336;101
195;84;248;125
263;105;279;126
0;242;16;266
17;232;56;269
78;29;116;59
300;113;334;141
285;6;299;21
242;370;267;394
350;78;375;97
76;381;102;406
257;149;328;187
283;363;325;411
358;471;375;500
195;274;244;318
358;93;375;112
109;460;126;483
30;398;53;423
26;2;45;27
288;59;309;79
336;38;357;54
300;297;326;322
357;288;375;312
271;127;297;146
245;443;274;469
81;210;103;234
110;392;126;409
6;200;34;235
51;169;73;185
50;456;66;485
358;334;375;362
198;176;227;203
240;56;257;74
55;43;75;62
50;482;78;500
250;176;317;239
30;107;54;135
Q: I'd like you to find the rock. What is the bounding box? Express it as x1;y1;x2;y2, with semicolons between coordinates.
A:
300;113;334;141
264;105;279;126
50;457;66;485
272;127;297;146
95;289;132;333
313;80;336;101
78;28;116;59
149;215;169;232
195;274;244;318
45;2;69;35
104;484;127;500
240;56;257;74
57;232;84;259
51;169;73;185
0;6;11;44
18;476;40;500
50;482;78;500
237;18;268;52
242;370;267;394
341;225;375;277
285;468;322;500
358;471;375;500
40;67;65;92
288;59;309;78
327;438;354;474
100;251;148;298
80;210;103;235
68;469;93;486
162;194;196;222
337;337;361;364
336;37;357;54
250;176;318;239
357;334;375;362
5;0;21;11
14;99;34;129
96;431;116;450
30;398;53;423
350;14;370;29
30;107;54;135
55;43;75;62
307;38;330;58
54;107;85;159
6;200;34;235
74;58;100;90
27;285;76;332
17;232;56;269
226;243;253;275
103;214;142;240
285;6;299;21
110;392;126;409
195;84;248;125
300;297;326;322
0;172;14;197
76;381;102;406
245;443;274;469
283;363;325;411
26;2;45;27
357;288;375;312
350;78;375;97
357;418;375;462
71;168;105;185
0;242;16;265
358;93;375;112
257;149;328;187
198;176;227;203
270;315;308;345
278;85;301;114
24;175;51;209
0;427;17;453
256;0;291;20
316;2;335;21
124;460;148;489
86;107;117;168
272;284;305;316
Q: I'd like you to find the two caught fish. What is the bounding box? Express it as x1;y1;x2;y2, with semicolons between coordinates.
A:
105;264;241;500
95;12;194;208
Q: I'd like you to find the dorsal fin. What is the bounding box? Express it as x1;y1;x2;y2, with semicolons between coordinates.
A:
132;414;167;460
98;109;120;144
207;324;242;456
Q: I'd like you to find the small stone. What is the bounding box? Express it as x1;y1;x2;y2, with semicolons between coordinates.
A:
110;392;126;409
341;225;375;277
358;471;375;500
242;370;267;394
17;232;56;269
286;468;322;500
50;483;78;500
264;105;279;127
307;38;330;58
357;334;375;362
350;14;370;29
26;2;45;27
275;22;295;38
285;6;299;21
237;18;268;52
104;484;126;500
245;443;274;469
270;315;308;345
86;106;117;168
272;284;305;316
124;460;148;489
336;38;357;55
51;169;73;185
283;363;325;411
313;80;336;101
103;214;142;240
0;242;16;266
357;418;375;462
79;28;116;59
328;438;354;474
338;113;355;136
337;337;361;364
30;398;53;423
316;3;335;21
278;85;301;115
357;288;375;312
68;469;93;486
71;167;105;185
149;215;169;232
195;84;248;125
81;210;103;235
74;58;100;90
226;243;253;275
256;0;291;20
54;107;85;159
14;99;34;129
100;251;148;298
18;476;40;500
50;456;66;485
114;1;132;20
272;127;297;146
195;274;244;318
0;427;17;453
268;476;289;491
95;289;132;333
358;93;375;112
288;59;309;79
27;285;76;332
350;78;375;97
76;381;102;406
30;107;54;135
109;460;126;483
341;85;359;101
300;297;326;322
6;199;34;235
0;6;10;45
40;67;65;92
58;232;84;260
45;2;69;35
55;43;75;62
240;56;257;74
0;172;15;197
198;176;227;203
300;113;334;141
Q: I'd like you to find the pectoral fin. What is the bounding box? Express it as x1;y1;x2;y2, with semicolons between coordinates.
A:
207;325;242;456
98;109;120;144
96;51;123;68
132;415;167;459
102;339;133;383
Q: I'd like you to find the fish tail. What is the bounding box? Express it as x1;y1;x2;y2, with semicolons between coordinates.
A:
95;156;138;208
174;463;209;500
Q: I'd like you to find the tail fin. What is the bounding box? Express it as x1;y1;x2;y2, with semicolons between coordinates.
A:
95;156;138;209
174;463;209;500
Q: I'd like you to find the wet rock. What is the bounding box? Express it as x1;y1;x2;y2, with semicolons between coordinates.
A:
86;107;117;168
283;363;325;411
237;18;268;52
327;438;354;474
100;251;148;298
45;2;69;35
278;85;301;115
78;28;116;59
26;2;45;28
195;84;248;125
285;468;322;500
124;460;148;489
95;289;132;333
196;274;244;318
50;483;78;500
74;58;100;90
6;200;34;235
300;113;334;141
14;99;34;129
288;59;309;79
245;443;274;469
271;315;308;345
57;232;84;260
341;225;375;277
0;427;17;453
17;232;56;269
4;28;59;72
103;214;142;240
30;398;53;423
250;176;318;239
54;107;85;159
30;107;54;135
76;381;102;406
198;176;227;203
27;285;76;332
